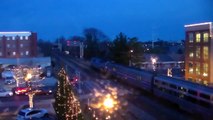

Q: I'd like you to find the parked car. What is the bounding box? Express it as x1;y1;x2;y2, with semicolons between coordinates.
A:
4;77;16;85
0;88;13;97
36;87;54;95
12;87;29;95
17;108;49;120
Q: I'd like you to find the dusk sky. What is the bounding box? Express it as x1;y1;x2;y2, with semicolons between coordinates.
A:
0;0;212;41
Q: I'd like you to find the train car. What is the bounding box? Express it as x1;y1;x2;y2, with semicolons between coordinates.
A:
153;75;213;118
105;62;154;91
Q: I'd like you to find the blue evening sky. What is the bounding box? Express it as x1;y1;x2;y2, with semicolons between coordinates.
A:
0;0;212;41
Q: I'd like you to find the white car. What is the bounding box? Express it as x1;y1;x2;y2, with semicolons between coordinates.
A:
4;77;16;85
0;88;13;97
17;108;49;120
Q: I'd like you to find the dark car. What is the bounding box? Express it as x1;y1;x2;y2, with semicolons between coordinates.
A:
36;87;54;95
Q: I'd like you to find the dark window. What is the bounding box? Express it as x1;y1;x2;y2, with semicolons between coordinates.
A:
188;90;197;96
200;93;210;100
169;84;176;89
27;110;40;116
185;96;197;103
198;100;210;108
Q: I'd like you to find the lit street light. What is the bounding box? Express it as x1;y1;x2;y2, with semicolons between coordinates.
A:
151;57;157;71
129;49;134;66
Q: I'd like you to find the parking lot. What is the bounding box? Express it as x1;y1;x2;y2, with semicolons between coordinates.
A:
0;77;57;120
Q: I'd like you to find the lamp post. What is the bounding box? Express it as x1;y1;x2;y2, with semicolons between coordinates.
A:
151;57;157;71
129;50;134;66
25;72;34;108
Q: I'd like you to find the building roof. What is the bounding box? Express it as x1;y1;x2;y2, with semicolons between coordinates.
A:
184;22;212;27
0;31;32;37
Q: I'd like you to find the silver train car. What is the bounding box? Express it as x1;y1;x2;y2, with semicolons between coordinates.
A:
91;58;213;118
154;75;213;118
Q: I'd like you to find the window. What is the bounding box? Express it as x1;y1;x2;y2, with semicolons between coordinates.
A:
195;46;200;59
7;44;10;48
203;63;208;77
189;33;193;43
189;62;193;74
200;93;210;100
25;36;28;40
189;48;194;58
13;52;16;56
203;33;209;42
26;51;29;55
7;37;10;40
7;52;10;56
20;44;23;48
20;36;23;40
188;89;197;96
195;62;200;75
12;36;15;40
203;46;208;60
196;33;201;42
20;52;24;56
0;52;2;56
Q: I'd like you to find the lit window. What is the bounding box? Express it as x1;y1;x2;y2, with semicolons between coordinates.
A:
196;33;201;42
189;62;193;74
203;33;209;42
195;62;200;75
203;63;208;77
189;47;193;58
20;36;23;40
203;46;208;60
0;52;2;56
12;36;15;40
25;36;28;40
7;44;10;48
20;44;23;48
195;46;200;59
7;37;10;40
26;51;29;55
189;33;193;43
13;52;16;56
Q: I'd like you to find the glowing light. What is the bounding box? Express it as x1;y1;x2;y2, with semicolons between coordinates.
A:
103;96;114;109
203;73;208;77
26;73;32;80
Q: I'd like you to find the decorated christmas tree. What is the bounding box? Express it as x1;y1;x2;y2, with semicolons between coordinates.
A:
54;67;82;120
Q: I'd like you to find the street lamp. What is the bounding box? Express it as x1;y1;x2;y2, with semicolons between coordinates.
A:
129;50;134;66
151;57;157;71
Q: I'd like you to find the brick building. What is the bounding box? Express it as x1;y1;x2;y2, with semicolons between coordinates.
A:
185;22;213;86
0;32;37;58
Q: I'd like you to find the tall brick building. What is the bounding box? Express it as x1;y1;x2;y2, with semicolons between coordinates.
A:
0;31;37;58
185;22;213;86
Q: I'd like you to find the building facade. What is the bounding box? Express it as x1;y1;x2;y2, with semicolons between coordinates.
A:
185;22;213;86
0;32;37;58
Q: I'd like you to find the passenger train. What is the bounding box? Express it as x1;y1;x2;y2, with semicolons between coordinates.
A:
91;58;213;118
